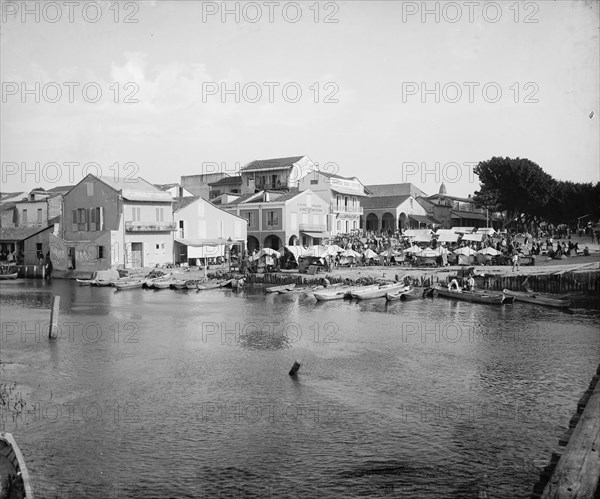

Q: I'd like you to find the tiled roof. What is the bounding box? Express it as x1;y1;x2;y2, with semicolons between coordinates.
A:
361;195;411;210
224;188;301;205
45;185;74;194
366;183;428;197
173;196;199;212
90;175;172;202
318;171;355;180
451;210;487;221
0;225;52;242
208;176;242;186
240;156;304;172
0;202;17;212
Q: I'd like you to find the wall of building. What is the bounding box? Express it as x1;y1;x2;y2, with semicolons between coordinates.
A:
15;200;47;228
49;232;112;274
124;233;173;268
181;173;227;200
23;226;53;265
63;177;122;241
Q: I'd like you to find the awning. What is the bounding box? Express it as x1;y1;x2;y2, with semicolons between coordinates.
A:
435;229;459;243
302;231;327;238
461;233;483;242
451;211;487;221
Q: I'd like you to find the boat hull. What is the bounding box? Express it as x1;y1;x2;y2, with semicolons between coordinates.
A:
0;273;18;280
314;287;355;301
385;286;417;302
0;432;34;499
503;289;572;308
266;283;296;293
433;285;509;305
352;283;409;300
114;280;144;290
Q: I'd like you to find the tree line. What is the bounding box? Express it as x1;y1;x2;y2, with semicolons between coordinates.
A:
472;157;600;229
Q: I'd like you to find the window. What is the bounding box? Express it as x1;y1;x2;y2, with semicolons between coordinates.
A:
36;243;43;260
132;207;141;221
97;246;105;259
156;243;160;250
86;182;94;196
344;196;349;211
73;208;88;231
336;220;341;231
161;243;165;249
353;197;357;209
310;179;318;185
178;187;183;197
179;220;184;238
245;212;256;228
22;209;28;224
37;208;42;222
353;220;358;230
156;207;164;222
266;211;278;227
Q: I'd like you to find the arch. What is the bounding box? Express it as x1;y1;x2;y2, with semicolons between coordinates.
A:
381;212;395;232
365;213;379;231
288;235;299;246
247;235;260;253
398;212;407;230
264;234;282;251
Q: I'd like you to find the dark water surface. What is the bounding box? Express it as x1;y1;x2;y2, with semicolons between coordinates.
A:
1;279;598;498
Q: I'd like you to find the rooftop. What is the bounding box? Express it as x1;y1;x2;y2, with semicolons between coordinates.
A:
173;196;199;212
240;156;305;172
208;175;242;187
361;195;411;210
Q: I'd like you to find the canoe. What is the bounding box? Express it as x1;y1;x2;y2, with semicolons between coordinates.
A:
503;289;572;308
385;286;418;302
114;280;144;290
314;286;356;301
0;432;34;498
352;282;409;300
0;273;18;280
432;285;512;305
266;283;296;293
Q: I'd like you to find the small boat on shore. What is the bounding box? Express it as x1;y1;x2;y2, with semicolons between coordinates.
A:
0;272;18;280
502;289;573;308
385;286;418;302
265;283;296;293
351;282;409;300
196;280;228;290
279;283;342;295
153;280;175;289
76;278;94;285
432;285;513;305
0;432;34;498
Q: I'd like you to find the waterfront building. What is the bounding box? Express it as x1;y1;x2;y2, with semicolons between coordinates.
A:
222;189;329;251
0;225;55;265
361;194;438;232
239;156;315;195
297;170;368;236
52;174;174;276
207;175;243;201
417;183;504;229
365;183;428;198
181;172;229;200
173;196;247;265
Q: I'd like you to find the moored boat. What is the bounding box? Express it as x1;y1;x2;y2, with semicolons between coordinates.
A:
432;285;512;305
351;282;409;300
0;272;18;280
265;283;296;293
502;289;572;308
92;280;114;287
385;286;418;302
114;279;145;290
76;278;94;285
0;432;34;498
153;280;175;289
196;280;225;290
314;286;355;301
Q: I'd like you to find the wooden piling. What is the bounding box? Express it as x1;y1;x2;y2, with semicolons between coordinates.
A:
48;296;60;339
289;361;301;376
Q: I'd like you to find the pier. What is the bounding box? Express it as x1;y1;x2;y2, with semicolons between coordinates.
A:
531;365;600;498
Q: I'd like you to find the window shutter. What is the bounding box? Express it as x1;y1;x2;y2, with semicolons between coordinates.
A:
98;207;103;230
72;210;77;231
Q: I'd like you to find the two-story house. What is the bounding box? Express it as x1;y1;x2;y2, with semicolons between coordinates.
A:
239;156;315;195
173;196;247;264
52;174;174;276
223;189;330;252
298;171;368;236
361;194;437;232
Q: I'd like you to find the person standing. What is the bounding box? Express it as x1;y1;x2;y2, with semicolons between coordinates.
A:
511;251;519;272
45;252;53;279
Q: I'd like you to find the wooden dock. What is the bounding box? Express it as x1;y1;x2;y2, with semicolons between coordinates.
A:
532;365;600;498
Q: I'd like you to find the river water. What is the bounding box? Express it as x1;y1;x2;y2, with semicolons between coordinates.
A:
1;279;598;498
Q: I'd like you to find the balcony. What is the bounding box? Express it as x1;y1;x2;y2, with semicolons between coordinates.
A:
125;221;177;232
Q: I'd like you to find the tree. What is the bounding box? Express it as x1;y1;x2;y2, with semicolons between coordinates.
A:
473;157;556;225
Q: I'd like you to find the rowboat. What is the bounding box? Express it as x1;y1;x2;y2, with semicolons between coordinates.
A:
0;272;18;280
196;280;227;290
351;282;409;300
153;280;175;289
432;285;513;305
279;283;342;295
92;280;114;287
114;279;145;290
385;286;418;302
170;281;189;290
76;278;94;285
265;283;296;293
314;286;356;301
503;289;572;308
0;432;34;498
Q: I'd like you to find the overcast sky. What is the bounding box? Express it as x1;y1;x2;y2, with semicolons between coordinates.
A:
2;0;599;197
